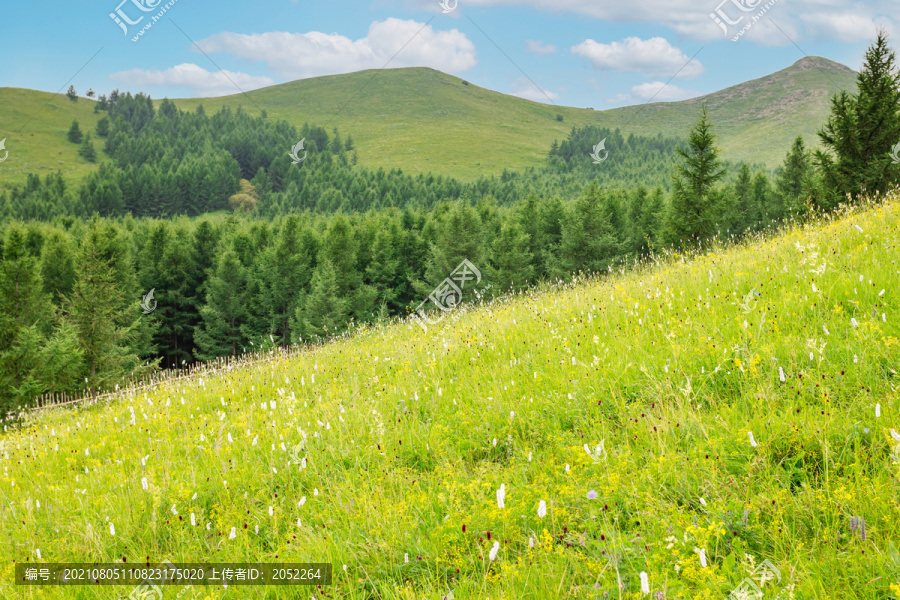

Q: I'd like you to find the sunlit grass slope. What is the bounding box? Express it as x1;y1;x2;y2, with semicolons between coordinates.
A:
3;194;900;599
0;88;104;190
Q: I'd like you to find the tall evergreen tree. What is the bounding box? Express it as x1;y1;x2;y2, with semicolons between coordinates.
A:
292;260;347;341
490;219;534;294
65;219;152;387
776;136;813;216
558;182;621;274
194;249;249;360
816;31;900;205
664;103;726;247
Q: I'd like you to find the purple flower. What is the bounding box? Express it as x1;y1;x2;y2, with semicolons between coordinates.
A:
587;490;598;500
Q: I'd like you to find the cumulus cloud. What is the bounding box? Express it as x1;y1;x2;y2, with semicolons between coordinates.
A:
610;81;700;104
435;0;895;44
571;37;703;79
526;40;557;55
800;12;891;43
509;76;560;103
109;64;275;97
193;18;477;80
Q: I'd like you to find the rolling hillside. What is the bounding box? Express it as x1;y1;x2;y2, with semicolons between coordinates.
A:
0;57;857;189
2;191;898;599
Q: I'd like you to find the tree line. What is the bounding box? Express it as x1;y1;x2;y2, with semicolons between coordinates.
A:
0;32;898;411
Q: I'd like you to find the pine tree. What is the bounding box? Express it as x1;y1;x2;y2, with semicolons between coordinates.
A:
194;249;248;360
816;31;900;205
292;260;347;341
66;85;78;102
664;103;726;247
65;219;149;387
776;136;812;216
490;220;534;294
730;163;753;233
40;230;77;304
68;120;83;144
415;201;485;298
558;182;621;274
79;134;97;162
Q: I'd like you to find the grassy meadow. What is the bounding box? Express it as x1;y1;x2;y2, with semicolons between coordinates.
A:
0;57;856;190
2;193;900;599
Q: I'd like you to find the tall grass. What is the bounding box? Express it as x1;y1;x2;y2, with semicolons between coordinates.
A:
2;192;899;599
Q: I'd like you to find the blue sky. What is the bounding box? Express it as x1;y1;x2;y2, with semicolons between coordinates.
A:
1;0;894;108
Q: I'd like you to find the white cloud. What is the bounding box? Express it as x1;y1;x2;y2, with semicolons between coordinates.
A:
509;76;560;102
527;39;557;55
440;0;896;44
109;64;275;97
800;12;889;43
193;18;476;80
610;81;700;104
572;37;703;79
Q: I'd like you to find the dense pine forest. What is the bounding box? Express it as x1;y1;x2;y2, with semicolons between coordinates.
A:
1;33;898;412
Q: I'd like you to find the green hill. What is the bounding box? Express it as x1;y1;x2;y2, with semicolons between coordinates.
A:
0;57;857;189
2;191;898;599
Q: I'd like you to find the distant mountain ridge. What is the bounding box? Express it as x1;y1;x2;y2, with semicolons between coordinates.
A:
0;57;858;189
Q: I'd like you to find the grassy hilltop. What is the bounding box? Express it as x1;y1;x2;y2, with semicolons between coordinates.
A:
2;189;899;599
0;57;856;189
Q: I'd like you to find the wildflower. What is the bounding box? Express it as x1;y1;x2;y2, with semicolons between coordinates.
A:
855;224;863;233
299;496;306;506
587;490;598;500
876;404;881;418
699;497;707;506
405;553;409;563
269;506;274;516
538;500;547;518
190;513;196;526
171;504;178;516
891;429;900;442
229;527;236;540
851;318;859;327
36;549;41;559
141;478;148;491
565;464;570;473
109;523;115;535
528;452;532;462
489;541;500;561
640;571;650;594
778;367;785;382
696;547;707;567
748;432;758;448
496;484;506;509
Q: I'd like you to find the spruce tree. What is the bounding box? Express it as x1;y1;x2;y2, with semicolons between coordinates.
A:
65;219;149;387
490;220;534;294
292;260;347;341
816;31;900;205
193;249;248;360
67;120;83;144
40;230;77;304
558;182;621;274
776;136;812;216
664;103;726;247
79;134;97;163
